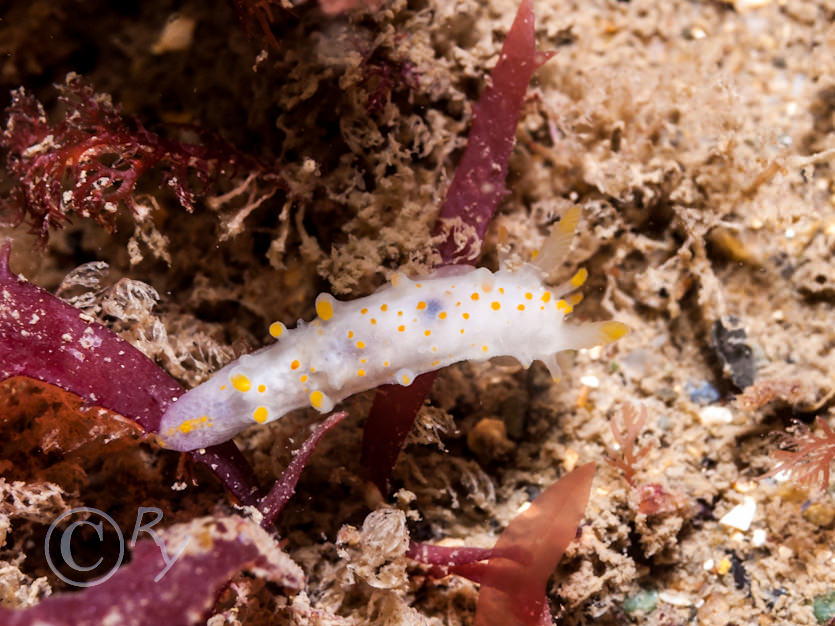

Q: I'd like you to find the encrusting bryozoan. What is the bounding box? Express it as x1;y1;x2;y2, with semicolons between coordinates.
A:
158;207;628;451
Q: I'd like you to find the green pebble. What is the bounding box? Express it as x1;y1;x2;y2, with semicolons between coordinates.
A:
623;589;658;616
813;591;835;623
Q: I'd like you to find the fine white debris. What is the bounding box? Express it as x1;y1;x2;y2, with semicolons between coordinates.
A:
719;496;756;531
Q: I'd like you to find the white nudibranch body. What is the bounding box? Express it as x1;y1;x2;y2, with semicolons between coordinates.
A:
157;208;628;451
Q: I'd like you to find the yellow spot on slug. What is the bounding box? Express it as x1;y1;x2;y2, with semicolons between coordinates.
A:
220;385;226;390
456;301;461;307
481;282;492;292
258;384;266;393
300;375;308;383
424;329;431;336
397;310;403;316
417;301;427;310
231;374;251;392
357;341;366;349
361;358;367;363
269;322;285;338
542;292;552;303
416;283;423;288
310;367;316;373
471;292;479;301
381;304;389;312
401;374;411;385
309;390;324;409
316;297;334;321
398;325;406;332
531;249;539;259
391;274;400;286
525;292;533;300
361;308;368;314
438;311;447;319
357;369;366;377
291;360;300;370
557;300;574;314
601;321;629;343
432;346;438;352
482;345;489;352
569;293;584;306
460;329;465;334
463;312;470;320
348;330;354;338
384;361;389;367
570;268;588;288
177;415;211;434
517;304;525;311
370;318;377;324
432;359;440;366
491;301;501;311
253;407;268;423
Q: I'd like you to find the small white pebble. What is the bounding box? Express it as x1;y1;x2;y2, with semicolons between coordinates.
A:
253;49;269;70
703;558;715;571
752;528;767;546
588;346;603;360
151;14;195;55
785;228;796;239
732;479;758;493
733;0;771;9
719;496;756;531
301;158;319;175
699;405;733;425
580;375;599;388
659;591;692;607
777;545;793;560
771;469;791;483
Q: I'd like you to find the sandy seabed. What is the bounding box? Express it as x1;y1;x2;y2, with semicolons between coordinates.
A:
2;0;835;624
